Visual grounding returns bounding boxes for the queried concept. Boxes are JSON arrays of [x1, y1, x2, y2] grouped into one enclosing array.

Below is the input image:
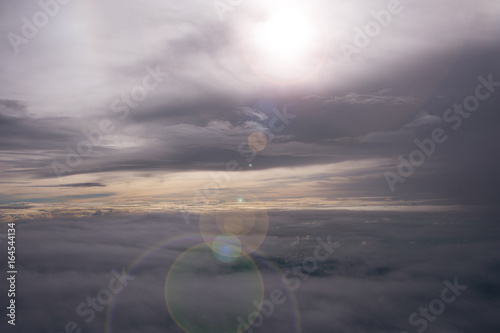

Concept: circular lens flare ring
[[212, 233, 242, 263], [248, 131, 268, 152], [105, 235, 302, 333], [201, 209, 269, 257], [199, 191, 270, 257], [165, 243, 264, 333]]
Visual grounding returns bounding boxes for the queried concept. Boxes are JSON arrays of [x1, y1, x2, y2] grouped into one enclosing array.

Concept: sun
[[252, 9, 316, 60], [243, 6, 328, 85]]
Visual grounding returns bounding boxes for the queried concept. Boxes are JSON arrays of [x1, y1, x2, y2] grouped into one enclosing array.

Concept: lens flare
[[165, 243, 264, 333], [199, 192, 269, 258], [211, 233, 242, 263], [248, 131, 268, 152]]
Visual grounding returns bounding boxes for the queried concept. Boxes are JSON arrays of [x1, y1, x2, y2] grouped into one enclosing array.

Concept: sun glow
[[244, 6, 328, 85], [252, 9, 316, 60]]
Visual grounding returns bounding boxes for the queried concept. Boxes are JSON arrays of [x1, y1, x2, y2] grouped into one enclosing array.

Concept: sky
[[1, 0, 500, 220], [1, 1, 500, 332]]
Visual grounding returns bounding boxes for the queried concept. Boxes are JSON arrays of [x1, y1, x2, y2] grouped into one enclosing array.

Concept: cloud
[[322, 92, 415, 107], [0, 205, 34, 210], [4, 210, 500, 333], [0, 99, 27, 114], [29, 183, 107, 188], [402, 112, 442, 129], [0, 0, 499, 208]]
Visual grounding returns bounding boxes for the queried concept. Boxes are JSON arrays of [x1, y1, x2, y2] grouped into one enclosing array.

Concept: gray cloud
[[27, 183, 106, 188], [0, 0, 499, 208], [2, 211, 499, 332]]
